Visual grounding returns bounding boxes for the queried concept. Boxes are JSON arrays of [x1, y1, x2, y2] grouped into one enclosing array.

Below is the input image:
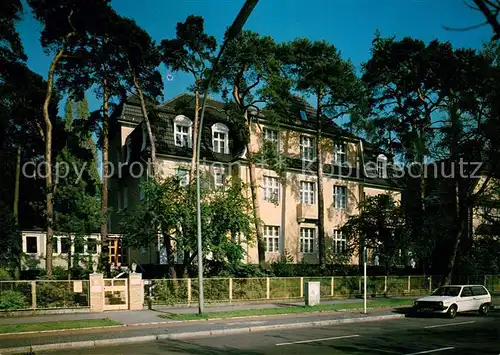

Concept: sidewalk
[[0, 297, 385, 325], [0, 308, 406, 353]]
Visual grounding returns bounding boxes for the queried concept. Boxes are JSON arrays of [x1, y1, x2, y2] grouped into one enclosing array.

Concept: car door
[[471, 286, 490, 309], [457, 287, 475, 312]]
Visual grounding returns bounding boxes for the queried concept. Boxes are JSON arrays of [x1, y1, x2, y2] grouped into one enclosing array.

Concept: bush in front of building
[[0, 290, 27, 310]]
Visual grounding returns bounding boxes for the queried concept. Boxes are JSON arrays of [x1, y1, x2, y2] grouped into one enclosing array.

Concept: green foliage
[[0, 203, 21, 269], [0, 290, 26, 310], [0, 268, 12, 281], [341, 194, 409, 275]]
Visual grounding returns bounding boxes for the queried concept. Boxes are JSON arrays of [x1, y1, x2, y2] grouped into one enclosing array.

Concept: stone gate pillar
[[128, 272, 143, 310], [89, 273, 104, 312]]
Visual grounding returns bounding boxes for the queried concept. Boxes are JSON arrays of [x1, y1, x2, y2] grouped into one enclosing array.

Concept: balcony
[[296, 204, 318, 221]]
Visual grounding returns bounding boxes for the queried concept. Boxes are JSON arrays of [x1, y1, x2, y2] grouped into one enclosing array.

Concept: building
[[108, 93, 402, 267]]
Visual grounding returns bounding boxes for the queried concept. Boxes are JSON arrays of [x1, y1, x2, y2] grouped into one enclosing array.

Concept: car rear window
[[472, 286, 488, 296]]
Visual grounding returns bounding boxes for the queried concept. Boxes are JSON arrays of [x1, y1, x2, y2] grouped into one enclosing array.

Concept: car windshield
[[431, 286, 461, 297]]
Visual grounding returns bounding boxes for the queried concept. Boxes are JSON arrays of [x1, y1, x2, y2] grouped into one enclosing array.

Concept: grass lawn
[[0, 318, 121, 334], [158, 298, 413, 321]]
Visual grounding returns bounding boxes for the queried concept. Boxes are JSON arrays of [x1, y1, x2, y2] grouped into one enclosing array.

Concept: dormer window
[[333, 142, 347, 166], [377, 154, 387, 178], [174, 115, 192, 148], [212, 123, 229, 154]]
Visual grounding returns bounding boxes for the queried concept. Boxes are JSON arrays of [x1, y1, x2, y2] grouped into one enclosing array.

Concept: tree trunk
[[316, 92, 326, 268], [13, 144, 21, 225], [43, 48, 66, 278], [132, 74, 157, 178], [100, 79, 109, 273], [190, 84, 200, 180], [247, 146, 265, 265]]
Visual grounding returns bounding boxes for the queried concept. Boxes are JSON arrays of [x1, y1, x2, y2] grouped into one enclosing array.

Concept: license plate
[[422, 308, 434, 312]]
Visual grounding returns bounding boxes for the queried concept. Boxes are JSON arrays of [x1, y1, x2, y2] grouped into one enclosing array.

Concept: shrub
[[0, 268, 12, 281], [0, 290, 26, 310]]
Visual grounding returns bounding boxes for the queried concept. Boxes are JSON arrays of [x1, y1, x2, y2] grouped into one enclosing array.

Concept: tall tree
[[27, 0, 111, 276], [217, 30, 287, 265], [161, 15, 217, 179], [281, 39, 366, 267]]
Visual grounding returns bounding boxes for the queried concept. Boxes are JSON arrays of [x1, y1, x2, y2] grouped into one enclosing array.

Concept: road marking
[[404, 347, 455, 355], [424, 321, 475, 329], [275, 334, 360, 346]]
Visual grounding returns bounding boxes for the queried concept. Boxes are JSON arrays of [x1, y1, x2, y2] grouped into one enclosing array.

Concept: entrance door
[[103, 278, 128, 310]]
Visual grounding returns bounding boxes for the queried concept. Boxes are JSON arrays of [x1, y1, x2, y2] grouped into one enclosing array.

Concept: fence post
[[330, 277, 334, 297], [484, 275, 487, 287], [187, 278, 192, 304], [31, 281, 37, 309], [229, 278, 233, 302], [429, 276, 432, 293], [384, 276, 388, 295], [408, 276, 411, 294], [266, 277, 270, 300], [300, 277, 304, 298]]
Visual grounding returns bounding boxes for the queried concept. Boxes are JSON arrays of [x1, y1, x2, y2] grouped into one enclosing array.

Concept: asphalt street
[[43, 310, 500, 355]]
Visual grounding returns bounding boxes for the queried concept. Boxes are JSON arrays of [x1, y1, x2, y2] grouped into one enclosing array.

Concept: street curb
[[0, 314, 404, 354]]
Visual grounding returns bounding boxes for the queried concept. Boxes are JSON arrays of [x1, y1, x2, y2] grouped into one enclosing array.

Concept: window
[[52, 237, 58, 254], [333, 185, 347, 209], [263, 128, 279, 151], [333, 229, 346, 254], [123, 186, 128, 209], [472, 286, 488, 296], [377, 154, 387, 178], [174, 115, 192, 148], [300, 227, 315, 253], [74, 238, 84, 254], [26, 236, 38, 254], [264, 225, 280, 253], [333, 142, 347, 165], [212, 123, 229, 154], [175, 168, 189, 187], [139, 175, 145, 200], [461, 287, 473, 297], [300, 181, 315, 204], [263, 176, 280, 202], [214, 168, 226, 187], [86, 238, 98, 254], [300, 135, 315, 162], [61, 237, 70, 254]]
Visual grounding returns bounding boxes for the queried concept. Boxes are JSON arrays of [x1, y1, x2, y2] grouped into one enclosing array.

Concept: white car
[[413, 284, 491, 318]]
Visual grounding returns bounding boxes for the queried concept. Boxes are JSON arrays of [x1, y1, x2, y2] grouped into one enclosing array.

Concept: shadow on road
[[156, 340, 264, 355], [391, 306, 500, 319]]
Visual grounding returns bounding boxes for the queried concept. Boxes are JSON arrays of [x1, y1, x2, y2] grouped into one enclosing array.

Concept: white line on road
[[424, 321, 476, 329], [404, 347, 455, 355], [275, 334, 360, 346]]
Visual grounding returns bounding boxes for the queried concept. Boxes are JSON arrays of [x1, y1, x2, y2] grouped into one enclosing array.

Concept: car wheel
[[479, 303, 489, 316], [447, 304, 458, 319]]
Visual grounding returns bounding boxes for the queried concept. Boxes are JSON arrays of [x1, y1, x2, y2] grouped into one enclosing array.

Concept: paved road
[[43, 311, 500, 355]]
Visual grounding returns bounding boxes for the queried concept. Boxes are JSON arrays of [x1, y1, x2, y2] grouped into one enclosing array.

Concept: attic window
[[212, 123, 229, 154], [299, 110, 308, 121], [377, 154, 387, 178], [173, 115, 193, 148]]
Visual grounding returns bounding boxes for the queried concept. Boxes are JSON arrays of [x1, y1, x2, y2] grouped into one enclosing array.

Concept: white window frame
[[300, 135, 315, 162], [174, 115, 193, 148], [59, 236, 71, 254], [263, 128, 279, 152], [24, 235, 38, 254], [333, 185, 347, 209], [85, 237, 99, 255], [175, 168, 189, 187], [264, 225, 280, 253], [212, 123, 229, 154], [377, 154, 387, 178], [300, 227, 315, 254], [300, 181, 316, 205], [263, 175, 280, 202], [333, 229, 346, 254], [333, 142, 347, 165], [214, 167, 226, 187]]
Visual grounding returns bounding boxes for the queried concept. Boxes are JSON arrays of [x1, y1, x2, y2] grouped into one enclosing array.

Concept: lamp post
[[195, 0, 259, 315]]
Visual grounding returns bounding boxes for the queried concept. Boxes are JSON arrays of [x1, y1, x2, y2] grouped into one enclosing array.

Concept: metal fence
[[0, 280, 90, 311], [144, 275, 500, 306]]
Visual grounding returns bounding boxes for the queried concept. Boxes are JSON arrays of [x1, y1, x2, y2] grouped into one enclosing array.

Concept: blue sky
[[17, 0, 493, 114]]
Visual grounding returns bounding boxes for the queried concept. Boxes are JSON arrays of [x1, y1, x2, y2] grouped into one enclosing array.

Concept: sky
[[17, 0, 494, 117]]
